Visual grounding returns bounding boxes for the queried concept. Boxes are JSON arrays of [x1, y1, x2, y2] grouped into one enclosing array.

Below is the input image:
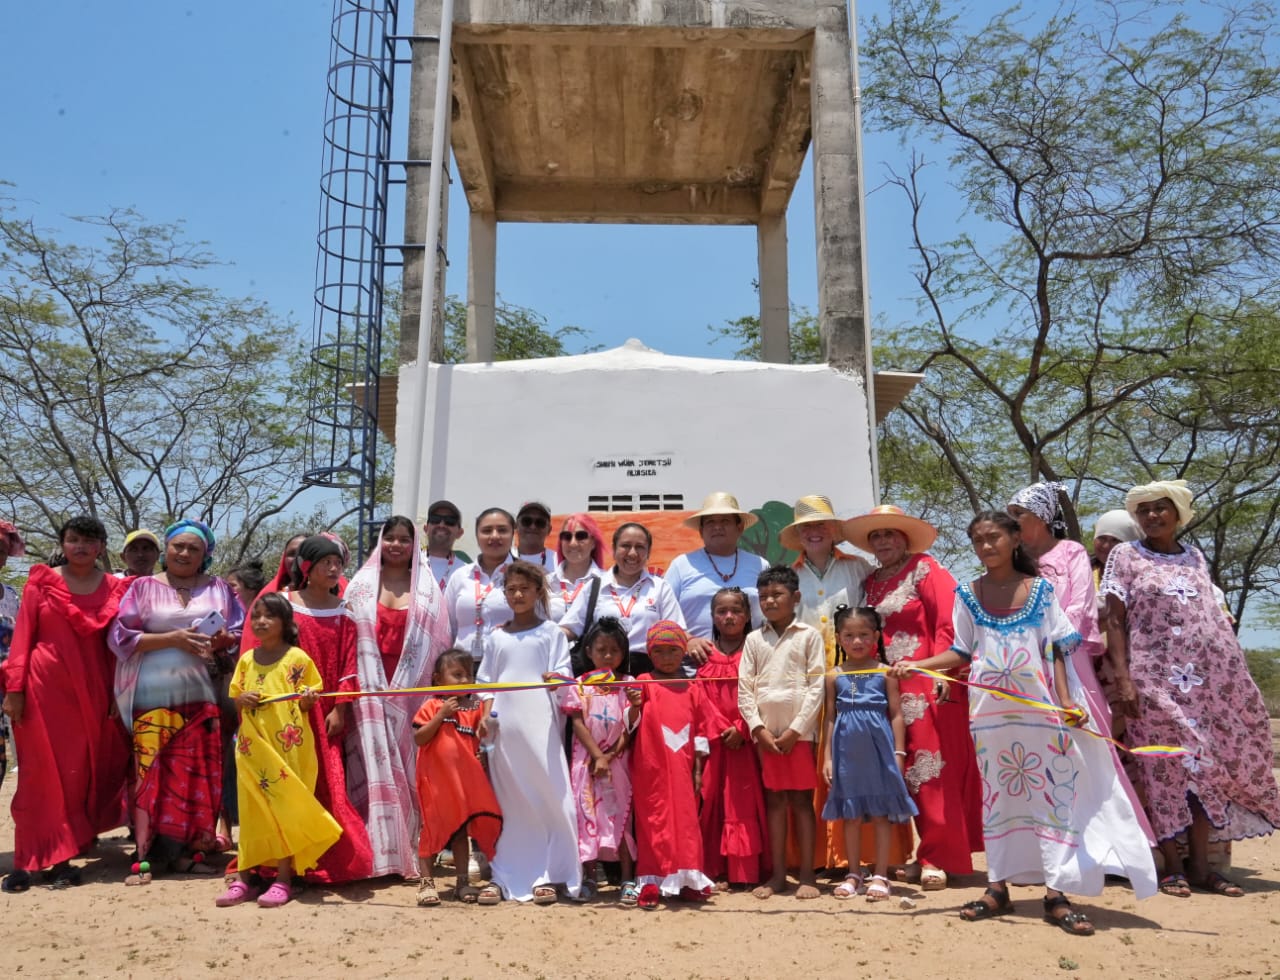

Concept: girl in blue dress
[[822, 605, 917, 902]]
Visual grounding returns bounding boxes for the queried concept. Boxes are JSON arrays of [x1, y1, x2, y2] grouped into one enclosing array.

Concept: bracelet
[[894, 750, 907, 757]]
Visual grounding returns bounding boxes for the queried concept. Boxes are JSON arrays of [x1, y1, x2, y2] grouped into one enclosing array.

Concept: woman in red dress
[[3, 516, 130, 891], [283, 534, 373, 883], [845, 505, 983, 890]]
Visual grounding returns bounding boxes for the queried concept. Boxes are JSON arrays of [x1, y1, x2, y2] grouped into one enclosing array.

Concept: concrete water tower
[[385, 1, 910, 525]]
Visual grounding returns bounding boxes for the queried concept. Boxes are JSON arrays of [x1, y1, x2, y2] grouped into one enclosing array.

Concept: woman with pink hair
[[546, 513, 605, 623]]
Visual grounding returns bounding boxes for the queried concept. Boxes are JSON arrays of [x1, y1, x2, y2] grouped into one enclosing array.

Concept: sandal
[[456, 884, 480, 904], [213, 834, 234, 853], [257, 881, 293, 908], [1, 870, 31, 893], [834, 873, 864, 899], [637, 883, 661, 910], [215, 880, 259, 907], [170, 856, 217, 876], [619, 880, 640, 907], [960, 886, 1013, 921], [532, 884, 558, 905], [1043, 894, 1094, 936], [920, 866, 948, 891], [570, 879, 594, 903], [865, 875, 892, 902], [48, 866, 82, 890], [417, 876, 441, 907], [124, 861, 153, 887], [477, 884, 503, 905], [1192, 871, 1244, 897], [1159, 873, 1191, 898]]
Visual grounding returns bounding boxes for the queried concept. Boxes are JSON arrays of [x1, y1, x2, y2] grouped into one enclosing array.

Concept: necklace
[[875, 555, 910, 581], [432, 552, 455, 590], [704, 548, 739, 583]]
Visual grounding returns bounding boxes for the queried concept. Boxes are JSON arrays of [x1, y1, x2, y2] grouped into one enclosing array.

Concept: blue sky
[[1, 0, 930, 356]]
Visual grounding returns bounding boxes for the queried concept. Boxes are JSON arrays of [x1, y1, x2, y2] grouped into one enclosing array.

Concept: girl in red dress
[[412, 649, 502, 907], [696, 587, 768, 889], [628, 620, 714, 910]]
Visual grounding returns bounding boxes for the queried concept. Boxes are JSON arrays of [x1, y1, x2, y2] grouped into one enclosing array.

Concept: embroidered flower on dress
[[1167, 662, 1205, 694], [899, 692, 928, 726], [1162, 574, 1199, 606], [288, 663, 306, 687], [996, 741, 1046, 799], [884, 632, 921, 665], [1182, 745, 1212, 774], [904, 748, 944, 792], [236, 733, 252, 755], [275, 723, 304, 751]]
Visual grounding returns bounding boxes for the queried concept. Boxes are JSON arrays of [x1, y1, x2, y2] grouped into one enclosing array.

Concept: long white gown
[[478, 619, 582, 901]]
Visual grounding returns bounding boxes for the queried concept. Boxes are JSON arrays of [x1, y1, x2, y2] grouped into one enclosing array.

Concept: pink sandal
[[257, 881, 293, 908], [215, 880, 259, 907]]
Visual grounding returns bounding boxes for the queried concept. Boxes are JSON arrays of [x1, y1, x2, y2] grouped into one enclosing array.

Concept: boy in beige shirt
[[737, 565, 825, 899]]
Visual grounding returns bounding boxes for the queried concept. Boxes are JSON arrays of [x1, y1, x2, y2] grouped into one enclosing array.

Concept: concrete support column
[[466, 211, 497, 361], [810, 13, 868, 377], [400, 0, 451, 364], [757, 213, 791, 363]]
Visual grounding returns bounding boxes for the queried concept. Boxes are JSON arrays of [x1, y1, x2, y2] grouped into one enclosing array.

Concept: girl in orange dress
[[412, 649, 502, 906]]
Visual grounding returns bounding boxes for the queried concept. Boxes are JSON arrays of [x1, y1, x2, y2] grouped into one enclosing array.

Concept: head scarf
[[292, 534, 344, 588], [646, 619, 689, 654], [1007, 481, 1067, 534], [1093, 509, 1140, 543], [321, 530, 350, 566], [0, 520, 26, 557], [1125, 479, 1195, 528], [163, 518, 216, 572]]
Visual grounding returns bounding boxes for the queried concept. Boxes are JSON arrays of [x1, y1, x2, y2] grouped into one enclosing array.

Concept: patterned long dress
[[230, 647, 342, 873], [1101, 541, 1280, 842], [863, 554, 982, 874], [559, 673, 635, 864], [952, 580, 1157, 896]]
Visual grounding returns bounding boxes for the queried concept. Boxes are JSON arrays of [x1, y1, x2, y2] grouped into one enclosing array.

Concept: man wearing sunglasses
[[424, 500, 466, 591], [512, 500, 557, 569]]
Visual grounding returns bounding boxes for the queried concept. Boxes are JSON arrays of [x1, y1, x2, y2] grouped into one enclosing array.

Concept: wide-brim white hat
[[843, 504, 937, 554], [682, 491, 759, 531], [779, 495, 847, 551]]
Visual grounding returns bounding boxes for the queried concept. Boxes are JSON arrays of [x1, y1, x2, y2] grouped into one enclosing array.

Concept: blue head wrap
[[163, 518, 216, 573]]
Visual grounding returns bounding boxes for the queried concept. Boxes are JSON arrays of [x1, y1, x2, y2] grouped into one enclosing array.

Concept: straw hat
[[682, 491, 759, 531], [843, 504, 938, 554], [779, 495, 847, 551]]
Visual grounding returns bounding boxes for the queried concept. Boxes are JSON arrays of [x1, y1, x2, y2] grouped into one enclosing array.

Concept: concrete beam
[[400, 0, 452, 365], [810, 13, 867, 376], [466, 211, 497, 361], [493, 179, 760, 224], [457, 1, 822, 31], [757, 213, 791, 363], [758, 51, 811, 216], [451, 45, 497, 212], [455, 25, 812, 49]]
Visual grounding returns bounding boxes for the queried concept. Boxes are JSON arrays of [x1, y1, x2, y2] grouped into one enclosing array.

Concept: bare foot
[[753, 878, 788, 900], [795, 882, 820, 900]]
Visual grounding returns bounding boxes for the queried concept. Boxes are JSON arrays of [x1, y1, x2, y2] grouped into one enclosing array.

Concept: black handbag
[[567, 575, 602, 676]]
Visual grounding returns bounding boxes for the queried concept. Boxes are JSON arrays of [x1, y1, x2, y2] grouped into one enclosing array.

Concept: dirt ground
[[2, 768, 1279, 980]]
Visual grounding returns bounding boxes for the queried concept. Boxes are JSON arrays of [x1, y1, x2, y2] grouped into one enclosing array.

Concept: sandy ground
[[2, 766, 1279, 980]]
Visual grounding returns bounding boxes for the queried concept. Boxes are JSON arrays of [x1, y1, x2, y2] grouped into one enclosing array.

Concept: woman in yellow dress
[[216, 593, 342, 908]]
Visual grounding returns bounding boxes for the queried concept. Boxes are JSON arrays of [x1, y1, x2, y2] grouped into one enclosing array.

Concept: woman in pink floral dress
[[1103, 480, 1280, 898]]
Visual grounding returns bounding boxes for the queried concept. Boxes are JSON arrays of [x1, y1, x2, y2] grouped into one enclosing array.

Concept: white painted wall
[[392, 339, 877, 540]]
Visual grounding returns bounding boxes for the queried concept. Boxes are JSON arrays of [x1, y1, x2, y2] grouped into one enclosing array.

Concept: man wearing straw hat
[[665, 492, 770, 664]]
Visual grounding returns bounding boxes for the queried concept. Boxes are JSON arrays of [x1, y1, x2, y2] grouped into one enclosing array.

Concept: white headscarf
[[1008, 481, 1067, 533], [1093, 509, 1140, 543], [1124, 479, 1195, 528]]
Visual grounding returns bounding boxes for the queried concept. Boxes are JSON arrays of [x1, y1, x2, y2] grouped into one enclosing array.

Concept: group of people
[[0, 480, 1277, 934]]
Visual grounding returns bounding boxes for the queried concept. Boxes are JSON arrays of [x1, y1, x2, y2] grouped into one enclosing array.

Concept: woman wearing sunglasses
[[546, 514, 606, 622]]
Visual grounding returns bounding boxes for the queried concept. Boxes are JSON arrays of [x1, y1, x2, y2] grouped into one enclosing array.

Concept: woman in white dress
[[476, 561, 581, 904]]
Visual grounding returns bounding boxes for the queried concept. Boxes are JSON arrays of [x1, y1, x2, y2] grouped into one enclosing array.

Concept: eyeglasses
[[426, 514, 460, 527], [559, 529, 590, 543], [519, 515, 549, 530]]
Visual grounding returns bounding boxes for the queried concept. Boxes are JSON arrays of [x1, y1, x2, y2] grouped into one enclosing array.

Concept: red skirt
[[758, 740, 816, 791]]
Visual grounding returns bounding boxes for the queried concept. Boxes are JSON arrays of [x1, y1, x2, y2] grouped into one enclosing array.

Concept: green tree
[[0, 201, 314, 567], [862, 0, 1280, 623], [707, 307, 823, 364]]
